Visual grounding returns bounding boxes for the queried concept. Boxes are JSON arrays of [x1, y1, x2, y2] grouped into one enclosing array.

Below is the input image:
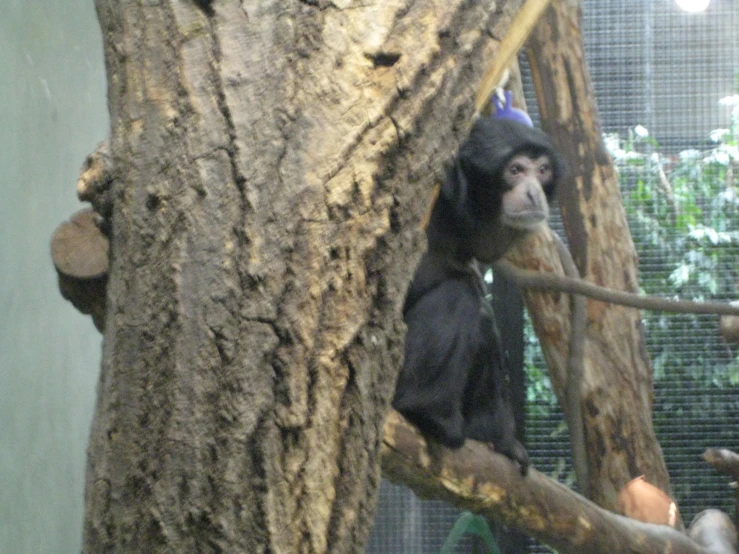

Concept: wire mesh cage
[[368, 1, 739, 552]]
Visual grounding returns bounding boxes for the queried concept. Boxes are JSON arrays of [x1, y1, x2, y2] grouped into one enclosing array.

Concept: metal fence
[[368, 1, 739, 552]]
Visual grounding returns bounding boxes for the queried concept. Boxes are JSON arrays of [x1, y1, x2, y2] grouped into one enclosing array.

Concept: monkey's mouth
[[504, 210, 548, 229]]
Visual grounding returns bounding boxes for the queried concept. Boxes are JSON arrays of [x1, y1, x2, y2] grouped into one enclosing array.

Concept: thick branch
[[704, 449, 739, 483], [381, 410, 738, 554], [50, 209, 108, 332], [51, 209, 108, 280], [703, 449, 739, 529]]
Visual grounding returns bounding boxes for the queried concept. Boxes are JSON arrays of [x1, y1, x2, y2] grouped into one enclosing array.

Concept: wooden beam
[[474, 0, 554, 113]]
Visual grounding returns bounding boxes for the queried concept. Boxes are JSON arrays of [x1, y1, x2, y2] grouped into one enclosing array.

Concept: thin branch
[[551, 231, 589, 498], [494, 261, 739, 316]]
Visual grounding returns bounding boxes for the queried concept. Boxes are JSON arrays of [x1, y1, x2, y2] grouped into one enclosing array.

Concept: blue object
[[492, 90, 534, 128]]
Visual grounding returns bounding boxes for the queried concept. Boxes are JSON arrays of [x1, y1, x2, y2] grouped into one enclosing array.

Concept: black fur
[[193, 0, 215, 16], [393, 117, 565, 475]]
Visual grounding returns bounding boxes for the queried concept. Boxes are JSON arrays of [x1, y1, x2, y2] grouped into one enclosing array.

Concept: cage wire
[[367, 1, 739, 552]]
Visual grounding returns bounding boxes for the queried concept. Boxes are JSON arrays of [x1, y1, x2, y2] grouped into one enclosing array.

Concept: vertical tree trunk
[[524, 1, 672, 509], [83, 1, 524, 551]]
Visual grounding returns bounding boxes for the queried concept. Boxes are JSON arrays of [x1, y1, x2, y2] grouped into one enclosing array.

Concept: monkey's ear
[[439, 161, 474, 233]]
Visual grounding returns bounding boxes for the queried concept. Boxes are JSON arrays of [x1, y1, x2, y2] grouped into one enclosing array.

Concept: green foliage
[[516, 86, 739, 534], [608, 96, 739, 393], [524, 312, 559, 411], [438, 512, 501, 554], [524, 93, 739, 421]]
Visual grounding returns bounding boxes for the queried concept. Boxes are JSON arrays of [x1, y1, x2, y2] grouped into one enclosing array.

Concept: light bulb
[[675, 0, 710, 12]]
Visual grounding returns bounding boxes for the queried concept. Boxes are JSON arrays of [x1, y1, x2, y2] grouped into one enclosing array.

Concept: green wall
[[0, 2, 108, 552]]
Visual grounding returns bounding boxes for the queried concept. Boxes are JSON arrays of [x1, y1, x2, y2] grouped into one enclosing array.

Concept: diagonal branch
[[381, 410, 738, 554]]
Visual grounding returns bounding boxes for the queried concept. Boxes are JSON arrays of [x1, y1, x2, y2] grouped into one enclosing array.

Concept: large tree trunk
[[524, 2, 672, 508], [83, 1, 524, 551]]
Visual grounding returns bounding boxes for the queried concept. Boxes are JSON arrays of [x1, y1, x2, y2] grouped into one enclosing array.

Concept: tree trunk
[[523, 1, 672, 509], [84, 1, 524, 551]]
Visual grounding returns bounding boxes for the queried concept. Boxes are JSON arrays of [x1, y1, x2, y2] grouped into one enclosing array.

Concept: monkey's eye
[[539, 163, 551, 174], [508, 164, 524, 175]]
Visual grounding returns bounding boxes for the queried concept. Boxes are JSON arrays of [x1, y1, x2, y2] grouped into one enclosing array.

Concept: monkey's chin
[[503, 212, 548, 231]]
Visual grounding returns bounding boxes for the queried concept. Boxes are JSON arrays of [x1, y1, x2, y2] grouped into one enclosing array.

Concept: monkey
[[393, 116, 566, 475]]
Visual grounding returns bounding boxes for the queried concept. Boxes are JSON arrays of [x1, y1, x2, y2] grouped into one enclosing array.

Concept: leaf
[[668, 263, 691, 288], [439, 512, 501, 554]]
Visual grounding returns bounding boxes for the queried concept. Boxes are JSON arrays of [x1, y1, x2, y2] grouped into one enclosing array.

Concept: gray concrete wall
[[0, 2, 107, 552]]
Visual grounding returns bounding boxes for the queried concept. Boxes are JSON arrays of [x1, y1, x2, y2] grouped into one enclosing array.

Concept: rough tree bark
[[83, 1, 526, 552]]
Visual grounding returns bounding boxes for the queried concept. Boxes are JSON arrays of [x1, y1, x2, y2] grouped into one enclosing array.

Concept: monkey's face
[[499, 153, 552, 231], [466, 152, 554, 263], [449, 118, 563, 263]]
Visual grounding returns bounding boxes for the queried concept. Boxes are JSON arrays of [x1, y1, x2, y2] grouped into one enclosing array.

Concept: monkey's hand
[[488, 439, 529, 476]]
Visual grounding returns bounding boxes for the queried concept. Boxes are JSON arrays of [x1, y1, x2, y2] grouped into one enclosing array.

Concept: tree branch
[[551, 231, 589, 498], [381, 410, 738, 554], [494, 260, 739, 317]]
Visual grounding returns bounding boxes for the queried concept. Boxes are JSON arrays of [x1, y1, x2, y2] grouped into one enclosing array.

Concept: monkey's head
[[439, 117, 566, 263]]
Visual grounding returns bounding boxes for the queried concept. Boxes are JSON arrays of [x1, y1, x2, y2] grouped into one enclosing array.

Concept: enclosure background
[[369, 1, 739, 552], [0, 1, 737, 554]]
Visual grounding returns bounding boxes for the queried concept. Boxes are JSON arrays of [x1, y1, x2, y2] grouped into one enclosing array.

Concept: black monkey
[[393, 117, 565, 475]]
